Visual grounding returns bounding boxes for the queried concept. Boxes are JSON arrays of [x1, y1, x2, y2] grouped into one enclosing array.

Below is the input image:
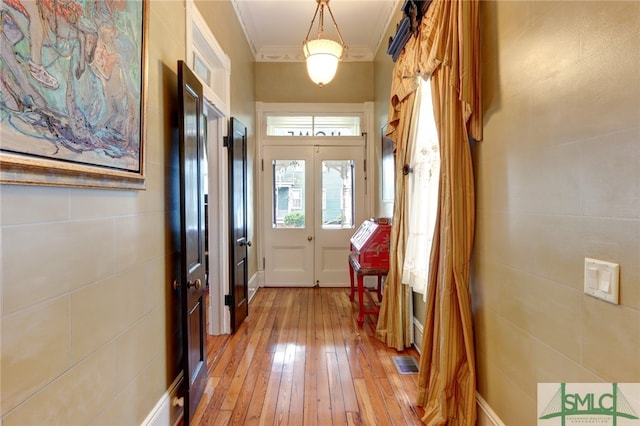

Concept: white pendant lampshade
[[303, 39, 343, 87], [302, 0, 347, 87]]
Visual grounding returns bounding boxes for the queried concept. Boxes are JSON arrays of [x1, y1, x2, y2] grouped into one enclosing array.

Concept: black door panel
[[177, 60, 207, 425], [228, 117, 249, 332]]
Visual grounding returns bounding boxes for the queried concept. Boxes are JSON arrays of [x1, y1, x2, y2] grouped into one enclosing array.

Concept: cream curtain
[[377, 0, 482, 423], [401, 80, 440, 301]]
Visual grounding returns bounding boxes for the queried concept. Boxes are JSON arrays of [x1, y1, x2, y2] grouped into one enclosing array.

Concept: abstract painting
[[0, 0, 147, 189]]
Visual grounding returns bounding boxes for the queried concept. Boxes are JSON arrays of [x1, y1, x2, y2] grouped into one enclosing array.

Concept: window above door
[[266, 115, 361, 137]]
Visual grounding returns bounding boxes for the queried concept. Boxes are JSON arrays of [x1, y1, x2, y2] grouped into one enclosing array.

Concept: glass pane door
[[314, 146, 365, 286], [263, 146, 314, 286], [263, 143, 365, 287], [321, 160, 355, 229], [272, 159, 306, 229]]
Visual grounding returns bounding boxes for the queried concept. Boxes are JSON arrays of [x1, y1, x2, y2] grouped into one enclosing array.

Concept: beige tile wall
[[474, 1, 640, 424], [1, 1, 259, 423], [0, 2, 186, 424]]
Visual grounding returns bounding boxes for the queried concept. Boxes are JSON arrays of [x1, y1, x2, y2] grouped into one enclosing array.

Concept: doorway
[[262, 142, 366, 287], [203, 102, 230, 335], [186, 0, 232, 335]]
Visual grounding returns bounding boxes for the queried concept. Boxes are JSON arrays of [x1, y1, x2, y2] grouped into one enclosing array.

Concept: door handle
[[307, 236, 313, 241], [172, 278, 201, 290], [247, 240, 252, 247], [187, 279, 201, 290]]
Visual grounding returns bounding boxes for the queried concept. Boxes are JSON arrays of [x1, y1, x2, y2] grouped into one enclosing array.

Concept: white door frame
[[186, 0, 231, 335], [256, 102, 375, 288]]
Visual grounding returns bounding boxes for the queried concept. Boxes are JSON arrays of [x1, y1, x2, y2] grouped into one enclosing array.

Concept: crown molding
[[255, 45, 374, 63]]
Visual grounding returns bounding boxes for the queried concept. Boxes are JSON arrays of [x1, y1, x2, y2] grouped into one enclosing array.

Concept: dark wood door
[[227, 117, 249, 332], [177, 60, 207, 425]]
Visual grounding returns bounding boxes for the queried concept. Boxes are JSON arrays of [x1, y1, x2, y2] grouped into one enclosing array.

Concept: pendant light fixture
[[302, 0, 347, 87]]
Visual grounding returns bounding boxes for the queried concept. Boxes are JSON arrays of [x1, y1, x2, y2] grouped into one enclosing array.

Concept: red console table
[[348, 219, 391, 326], [348, 254, 388, 326]]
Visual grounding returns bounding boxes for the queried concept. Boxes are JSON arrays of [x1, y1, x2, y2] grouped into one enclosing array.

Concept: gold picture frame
[[0, 1, 148, 189]]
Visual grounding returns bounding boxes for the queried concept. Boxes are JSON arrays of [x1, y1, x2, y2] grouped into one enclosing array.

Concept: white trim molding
[[186, 0, 231, 117], [412, 316, 424, 354], [476, 393, 506, 426], [140, 373, 183, 426], [255, 45, 374, 62], [248, 272, 259, 303]]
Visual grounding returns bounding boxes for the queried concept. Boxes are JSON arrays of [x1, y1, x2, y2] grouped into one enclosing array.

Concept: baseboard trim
[[476, 392, 505, 426], [248, 272, 259, 303], [412, 316, 424, 354], [141, 373, 183, 426]]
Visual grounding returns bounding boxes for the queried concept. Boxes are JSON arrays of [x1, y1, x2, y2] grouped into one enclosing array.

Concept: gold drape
[[377, 0, 482, 423], [375, 43, 420, 350]]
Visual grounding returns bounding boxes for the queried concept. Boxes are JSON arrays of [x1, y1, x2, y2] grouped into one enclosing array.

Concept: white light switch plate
[[584, 257, 619, 304]]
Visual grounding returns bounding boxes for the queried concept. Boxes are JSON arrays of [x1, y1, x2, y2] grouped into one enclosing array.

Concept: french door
[[263, 143, 366, 287]]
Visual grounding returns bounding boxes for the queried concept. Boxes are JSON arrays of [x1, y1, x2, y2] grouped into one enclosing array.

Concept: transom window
[[266, 115, 361, 137]]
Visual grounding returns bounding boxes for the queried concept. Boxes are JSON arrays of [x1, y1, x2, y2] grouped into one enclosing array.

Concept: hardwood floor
[[192, 287, 424, 425]]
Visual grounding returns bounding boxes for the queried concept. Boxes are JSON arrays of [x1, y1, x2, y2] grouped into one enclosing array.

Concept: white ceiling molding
[[231, 0, 401, 63], [255, 45, 373, 62]]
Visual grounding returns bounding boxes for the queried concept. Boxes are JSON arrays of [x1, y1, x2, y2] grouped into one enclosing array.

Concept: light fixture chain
[[304, 2, 322, 42], [318, 3, 325, 39], [325, 2, 346, 47]]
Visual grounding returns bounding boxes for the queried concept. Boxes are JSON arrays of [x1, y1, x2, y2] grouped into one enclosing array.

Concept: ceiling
[[231, 0, 400, 62]]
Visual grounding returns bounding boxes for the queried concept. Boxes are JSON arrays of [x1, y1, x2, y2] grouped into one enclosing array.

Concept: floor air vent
[[392, 356, 419, 374]]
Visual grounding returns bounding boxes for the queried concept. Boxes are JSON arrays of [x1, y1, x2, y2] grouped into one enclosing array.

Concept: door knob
[[247, 240, 252, 247], [307, 236, 313, 241], [173, 279, 202, 290]]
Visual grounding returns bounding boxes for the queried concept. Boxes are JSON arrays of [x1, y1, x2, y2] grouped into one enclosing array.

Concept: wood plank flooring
[[192, 287, 424, 425]]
